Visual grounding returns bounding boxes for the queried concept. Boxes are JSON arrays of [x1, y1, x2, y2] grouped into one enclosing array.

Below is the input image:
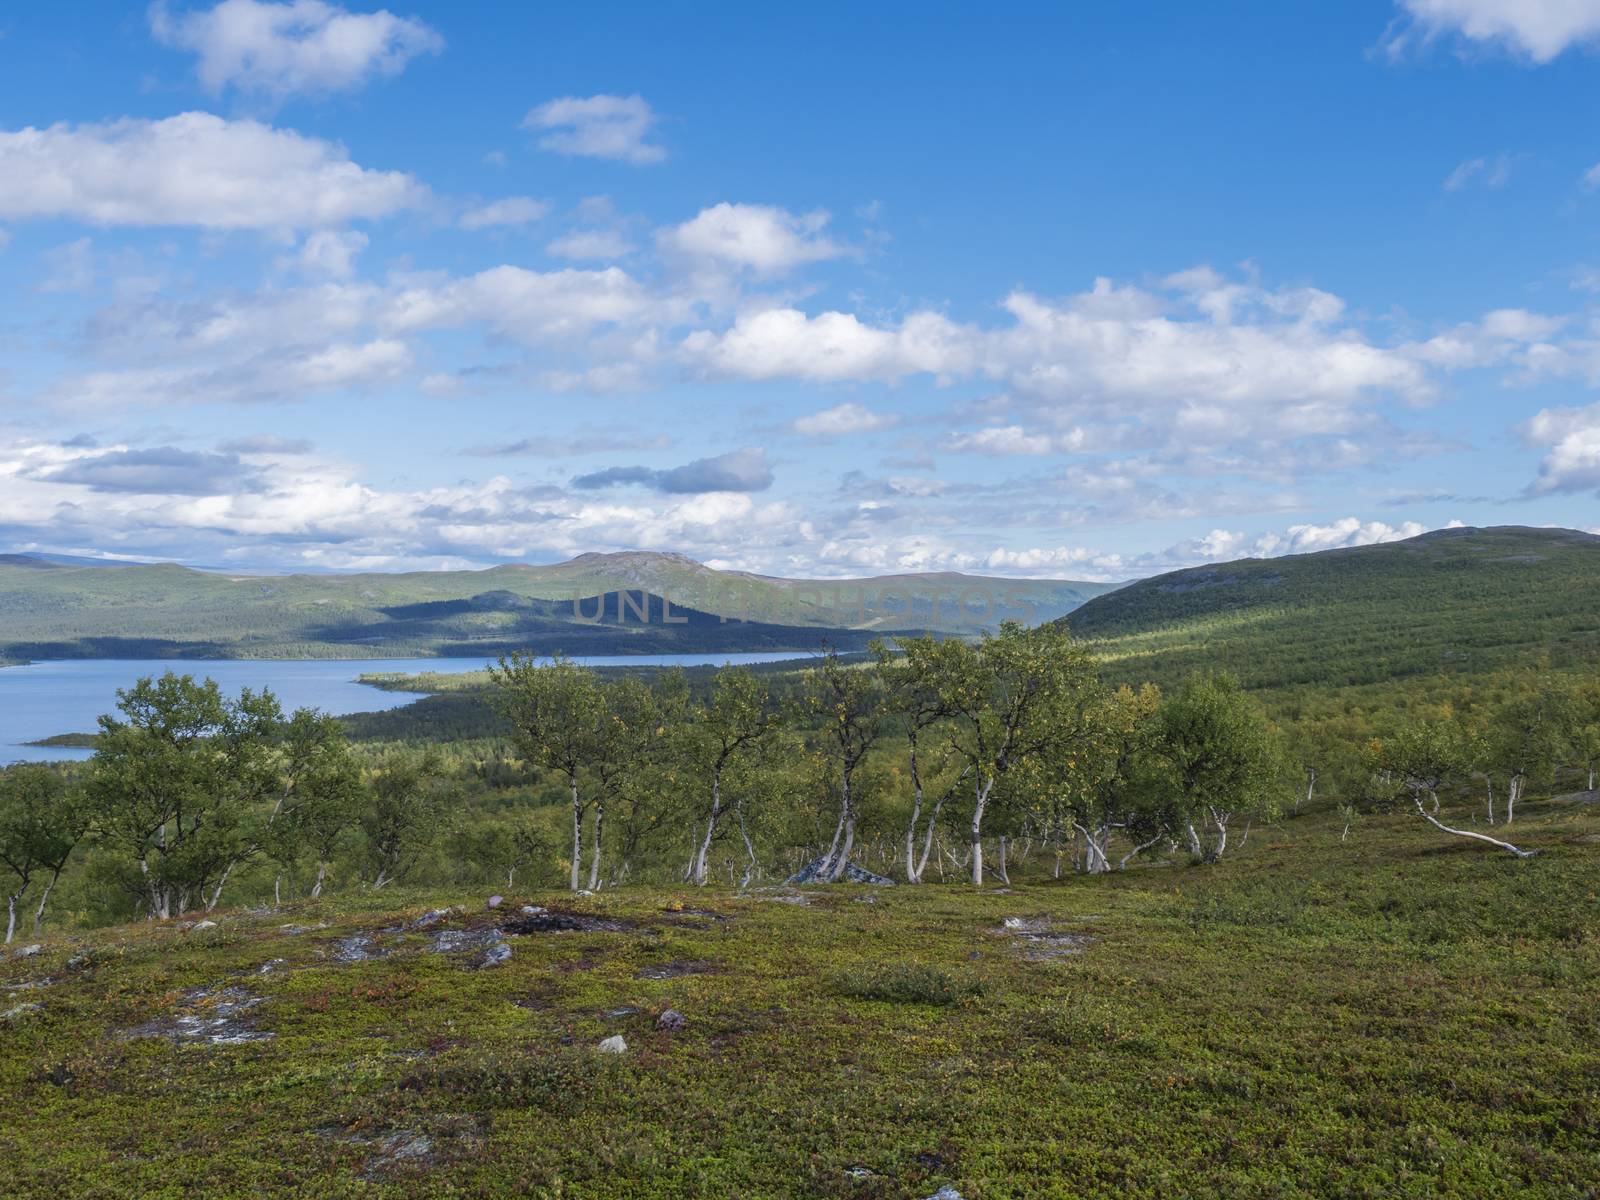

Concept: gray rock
[[3, 1002, 43, 1022], [786, 856, 896, 886], [191, 919, 218, 931], [923, 1189, 964, 1200], [407, 908, 452, 930], [520, 904, 545, 915], [333, 934, 386, 963], [656, 1008, 687, 1032], [476, 941, 512, 969], [15, 944, 42, 958], [597, 1034, 627, 1054]]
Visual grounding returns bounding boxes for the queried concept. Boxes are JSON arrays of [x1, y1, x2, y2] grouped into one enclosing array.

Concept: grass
[[2, 795, 1597, 1198]]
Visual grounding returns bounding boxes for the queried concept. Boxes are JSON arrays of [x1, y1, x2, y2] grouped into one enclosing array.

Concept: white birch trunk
[[1414, 795, 1533, 857]]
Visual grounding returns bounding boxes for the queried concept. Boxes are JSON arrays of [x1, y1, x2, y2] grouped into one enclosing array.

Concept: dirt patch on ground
[[502, 910, 636, 935]]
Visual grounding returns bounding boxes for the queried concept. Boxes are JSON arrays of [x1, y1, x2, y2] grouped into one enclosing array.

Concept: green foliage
[[830, 961, 986, 1005], [0, 764, 88, 939], [84, 673, 284, 918], [361, 749, 451, 889]]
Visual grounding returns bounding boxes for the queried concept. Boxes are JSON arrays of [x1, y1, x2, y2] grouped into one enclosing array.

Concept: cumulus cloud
[[1385, 0, 1600, 63], [1522, 403, 1600, 493], [684, 308, 971, 383], [459, 196, 549, 230], [791, 403, 899, 438], [150, 0, 442, 98], [523, 94, 664, 165], [572, 448, 773, 494], [660, 203, 841, 273], [684, 269, 1428, 456], [0, 113, 425, 230]]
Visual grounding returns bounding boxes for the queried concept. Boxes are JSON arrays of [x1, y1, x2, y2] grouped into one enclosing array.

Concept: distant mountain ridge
[[0, 549, 1119, 663]]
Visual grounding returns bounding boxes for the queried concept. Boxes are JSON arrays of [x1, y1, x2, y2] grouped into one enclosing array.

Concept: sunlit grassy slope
[[2, 795, 1596, 1198]]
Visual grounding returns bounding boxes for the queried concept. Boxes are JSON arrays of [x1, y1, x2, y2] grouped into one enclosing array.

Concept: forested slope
[[1067, 526, 1600, 692]]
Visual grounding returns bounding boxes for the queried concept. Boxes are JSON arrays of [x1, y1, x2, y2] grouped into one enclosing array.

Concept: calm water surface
[[0, 653, 808, 764]]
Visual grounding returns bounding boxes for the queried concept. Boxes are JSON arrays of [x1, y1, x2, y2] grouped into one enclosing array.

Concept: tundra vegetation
[[1, 602, 1598, 1194]]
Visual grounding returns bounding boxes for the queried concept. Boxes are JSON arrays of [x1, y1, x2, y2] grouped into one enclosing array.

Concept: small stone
[[923, 1188, 964, 1200], [476, 942, 512, 968], [3, 1002, 43, 1022], [191, 920, 217, 931], [596, 1034, 627, 1054], [15, 944, 42, 958], [520, 905, 545, 915], [656, 1008, 687, 1032], [487, 895, 504, 909]]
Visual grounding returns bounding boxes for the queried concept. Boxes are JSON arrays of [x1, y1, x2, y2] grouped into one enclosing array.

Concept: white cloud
[[0, 113, 425, 231], [0, 434, 812, 572], [546, 228, 636, 260], [684, 308, 972, 382], [1522, 402, 1600, 493], [381, 265, 663, 342], [295, 229, 367, 278], [150, 0, 442, 98], [684, 270, 1428, 456], [791, 403, 899, 438], [459, 196, 550, 230], [660, 203, 841, 273], [522, 94, 664, 165], [1388, 0, 1600, 63], [943, 425, 1085, 456]]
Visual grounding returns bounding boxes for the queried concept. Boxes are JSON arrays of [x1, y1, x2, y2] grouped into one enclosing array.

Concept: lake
[[0, 653, 811, 764]]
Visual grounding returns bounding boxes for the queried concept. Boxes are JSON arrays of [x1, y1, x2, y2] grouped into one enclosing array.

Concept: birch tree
[[85, 673, 282, 919], [1157, 672, 1280, 863], [0, 765, 88, 941], [875, 637, 967, 883], [1491, 687, 1579, 823], [805, 649, 886, 882], [934, 623, 1097, 886], [682, 668, 776, 886], [491, 655, 606, 891], [267, 709, 364, 900], [1373, 718, 1533, 857], [362, 750, 449, 888]]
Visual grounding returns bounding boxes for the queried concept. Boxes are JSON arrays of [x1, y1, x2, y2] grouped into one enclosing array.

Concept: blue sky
[[4, 0, 1600, 578]]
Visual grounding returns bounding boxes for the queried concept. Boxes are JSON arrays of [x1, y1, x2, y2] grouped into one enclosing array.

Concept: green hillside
[[0, 552, 1115, 663], [1067, 526, 1600, 692]]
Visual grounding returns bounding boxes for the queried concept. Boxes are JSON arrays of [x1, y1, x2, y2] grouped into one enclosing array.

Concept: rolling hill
[[0, 551, 1117, 663], [1065, 525, 1600, 693]]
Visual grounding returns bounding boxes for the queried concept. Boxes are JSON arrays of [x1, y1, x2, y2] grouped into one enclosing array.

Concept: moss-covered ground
[[3, 797, 1598, 1199]]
